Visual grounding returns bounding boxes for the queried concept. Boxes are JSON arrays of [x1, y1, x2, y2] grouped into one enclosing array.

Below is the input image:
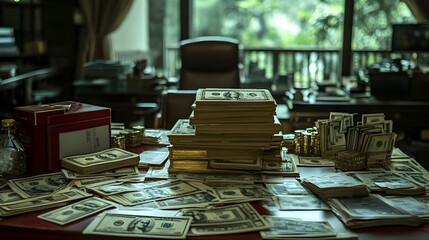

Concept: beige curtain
[[79, 0, 133, 62], [403, 0, 429, 23]]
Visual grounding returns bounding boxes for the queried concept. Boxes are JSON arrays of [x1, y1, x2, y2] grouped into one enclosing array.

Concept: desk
[[0, 145, 428, 240]]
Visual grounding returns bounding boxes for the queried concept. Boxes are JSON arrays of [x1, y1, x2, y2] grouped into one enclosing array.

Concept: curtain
[[403, 0, 429, 23], [79, 0, 133, 63]]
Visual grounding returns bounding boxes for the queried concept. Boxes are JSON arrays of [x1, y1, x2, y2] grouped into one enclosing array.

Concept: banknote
[[38, 197, 115, 225], [179, 203, 269, 235], [0, 190, 91, 217], [61, 148, 140, 174], [362, 113, 385, 125], [0, 190, 23, 203], [87, 182, 150, 196], [107, 180, 204, 206], [155, 192, 218, 209], [260, 216, 337, 238], [196, 88, 275, 103], [275, 195, 330, 210], [266, 179, 311, 195], [212, 185, 272, 203], [83, 211, 192, 239], [7, 172, 70, 198], [139, 150, 169, 166], [61, 166, 139, 179]]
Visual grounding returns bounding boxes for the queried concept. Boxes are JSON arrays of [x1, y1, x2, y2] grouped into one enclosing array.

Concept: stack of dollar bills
[[315, 112, 397, 166], [168, 88, 286, 173], [61, 148, 140, 175], [300, 173, 369, 199], [327, 194, 423, 228]]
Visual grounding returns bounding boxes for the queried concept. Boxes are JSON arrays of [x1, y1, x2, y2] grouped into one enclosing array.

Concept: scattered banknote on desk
[[7, 172, 70, 198], [61, 166, 139, 179], [38, 197, 115, 225], [385, 196, 429, 222], [83, 210, 192, 239], [104, 180, 204, 206], [266, 179, 311, 196], [0, 189, 91, 217], [178, 202, 269, 235], [155, 192, 218, 209], [61, 148, 140, 175], [0, 190, 23, 204]]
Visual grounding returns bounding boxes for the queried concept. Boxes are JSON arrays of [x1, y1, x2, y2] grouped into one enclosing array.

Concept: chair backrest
[[179, 36, 241, 90], [159, 89, 197, 129]]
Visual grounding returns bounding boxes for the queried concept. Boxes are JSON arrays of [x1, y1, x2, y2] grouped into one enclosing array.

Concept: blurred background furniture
[[157, 89, 197, 129], [179, 36, 241, 90]]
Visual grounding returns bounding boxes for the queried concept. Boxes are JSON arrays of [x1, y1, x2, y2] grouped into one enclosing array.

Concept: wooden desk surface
[[1, 145, 428, 240]]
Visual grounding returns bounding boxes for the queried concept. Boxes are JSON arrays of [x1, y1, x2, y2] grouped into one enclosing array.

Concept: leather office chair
[[157, 89, 197, 129], [179, 36, 241, 90]]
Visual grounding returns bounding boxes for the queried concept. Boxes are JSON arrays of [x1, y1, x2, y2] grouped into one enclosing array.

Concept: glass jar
[[0, 119, 27, 179]]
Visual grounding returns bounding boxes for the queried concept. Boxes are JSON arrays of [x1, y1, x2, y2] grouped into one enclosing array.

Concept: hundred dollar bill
[[146, 160, 171, 180], [260, 216, 337, 238], [107, 180, 204, 206], [195, 88, 276, 106], [88, 182, 156, 196], [212, 185, 272, 203], [179, 202, 269, 235], [275, 195, 330, 210], [83, 211, 192, 239], [0, 189, 91, 217], [38, 197, 115, 225], [0, 190, 23, 203], [362, 113, 385, 125], [61, 166, 139, 179], [266, 179, 311, 196], [7, 172, 70, 198], [61, 148, 140, 175], [155, 192, 218, 209], [139, 150, 169, 166]]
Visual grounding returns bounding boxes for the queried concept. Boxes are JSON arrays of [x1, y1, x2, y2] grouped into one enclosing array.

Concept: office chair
[[179, 36, 241, 90], [157, 89, 197, 129]]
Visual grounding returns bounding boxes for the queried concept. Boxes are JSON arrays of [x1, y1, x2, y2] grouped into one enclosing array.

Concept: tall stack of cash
[[168, 88, 287, 173]]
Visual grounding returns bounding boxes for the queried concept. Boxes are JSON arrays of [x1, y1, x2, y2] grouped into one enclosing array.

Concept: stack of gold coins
[[294, 130, 304, 154], [120, 129, 141, 148], [311, 131, 320, 156], [302, 132, 312, 156], [111, 134, 126, 149], [132, 125, 145, 144]]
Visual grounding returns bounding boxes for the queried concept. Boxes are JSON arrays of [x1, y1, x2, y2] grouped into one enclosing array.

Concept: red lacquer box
[[14, 101, 111, 173]]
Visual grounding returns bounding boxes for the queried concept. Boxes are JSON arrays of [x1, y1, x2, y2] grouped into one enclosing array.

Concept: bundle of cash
[[0, 189, 91, 217], [178, 202, 269, 235], [300, 173, 369, 199], [260, 216, 338, 239], [167, 89, 287, 173], [61, 148, 140, 175], [327, 194, 423, 228], [344, 171, 426, 195], [38, 197, 115, 225]]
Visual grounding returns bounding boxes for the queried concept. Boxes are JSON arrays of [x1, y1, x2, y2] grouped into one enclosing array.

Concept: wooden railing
[[165, 46, 424, 91]]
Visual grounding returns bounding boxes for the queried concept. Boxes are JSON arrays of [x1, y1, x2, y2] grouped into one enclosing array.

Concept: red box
[[14, 101, 111, 173]]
